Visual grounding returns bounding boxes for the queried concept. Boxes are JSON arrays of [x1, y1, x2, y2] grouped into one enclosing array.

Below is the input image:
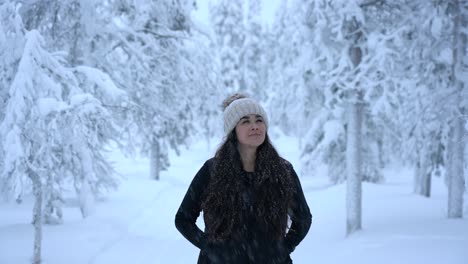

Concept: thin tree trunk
[[445, 128, 454, 187], [418, 143, 431, 197], [448, 116, 465, 218], [447, 0, 466, 218], [346, 16, 363, 236], [69, 1, 80, 66], [413, 95, 431, 197], [413, 153, 421, 194], [377, 137, 385, 169], [29, 169, 42, 264], [420, 162, 431, 197], [346, 100, 363, 235], [150, 139, 161, 180]]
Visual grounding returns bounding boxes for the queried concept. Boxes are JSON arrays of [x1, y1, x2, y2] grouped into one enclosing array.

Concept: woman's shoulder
[[279, 157, 293, 168], [204, 157, 217, 168], [201, 157, 218, 174], [278, 158, 300, 178], [192, 158, 216, 184]]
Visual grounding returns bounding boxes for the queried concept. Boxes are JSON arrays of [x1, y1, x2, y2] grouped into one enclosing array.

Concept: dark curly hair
[[201, 96, 296, 241]]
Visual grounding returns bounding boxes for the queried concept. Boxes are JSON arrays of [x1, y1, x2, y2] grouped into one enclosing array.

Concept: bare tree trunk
[[346, 16, 363, 236], [445, 128, 454, 187], [413, 147, 422, 194], [150, 139, 161, 180], [29, 169, 42, 264], [420, 161, 431, 197], [377, 137, 385, 169], [69, 1, 81, 66], [413, 95, 431, 197], [418, 142, 431, 197], [448, 117, 465, 218], [447, 0, 466, 218], [346, 99, 363, 235]]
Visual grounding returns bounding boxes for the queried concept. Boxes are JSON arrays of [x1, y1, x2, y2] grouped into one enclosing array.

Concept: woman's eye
[[256, 119, 263, 123]]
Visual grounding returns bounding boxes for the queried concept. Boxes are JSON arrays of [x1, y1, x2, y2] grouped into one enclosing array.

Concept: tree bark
[[346, 100, 363, 235], [418, 142, 431, 197], [345, 15, 364, 236], [448, 117, 465, 218], [413, 159, 421, 194], [29, 169, 42, 264], [447, 0, 466, 218], [445, 128, 454, 188], [150, 139, 161, 180], [377, 137, 385, 169]]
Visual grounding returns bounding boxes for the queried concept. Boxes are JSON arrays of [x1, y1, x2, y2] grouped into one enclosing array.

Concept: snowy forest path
[[87, 179, 182, 264]]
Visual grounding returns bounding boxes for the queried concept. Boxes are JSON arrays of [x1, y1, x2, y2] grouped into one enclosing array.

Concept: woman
[[175, 94, 312, 264]]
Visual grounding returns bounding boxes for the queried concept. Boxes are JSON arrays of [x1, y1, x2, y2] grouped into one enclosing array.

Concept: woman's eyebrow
[[240, 115, 262, 121]]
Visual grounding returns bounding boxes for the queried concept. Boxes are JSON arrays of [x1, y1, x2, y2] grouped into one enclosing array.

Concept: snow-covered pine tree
[[298, 0, 349, 181], [20, 0, 132, 145], [19, 0, 85, 65], [301, 114, 346, 182], [86, 0, 214, 180], [210, 0, 245, 93], [0, 29, 71, 264], [67, 67, 126, 217], [2, 22, 125, 215], [296, 0, 412, 235], [258, 24, 275, 106], [4, 0, 127, 218], [343, 0, 415, 234], [267, 0, 307, 136], [0, 1, 26, 202], [1, 25, 126, 258], [18, 0, 132, 152], [182, 38, 223, 147], [395, 0, 467, 201], [244, 0, 265, 100], [297, 0, 400, 188], [409, 1, 451, 197]]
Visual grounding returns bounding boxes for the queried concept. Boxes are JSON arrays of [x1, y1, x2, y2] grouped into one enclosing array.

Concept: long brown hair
[[201, 130, 296, 241]]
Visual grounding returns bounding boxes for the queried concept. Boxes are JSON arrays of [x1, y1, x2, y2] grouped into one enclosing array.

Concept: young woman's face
[[235, 114, 266, 149]]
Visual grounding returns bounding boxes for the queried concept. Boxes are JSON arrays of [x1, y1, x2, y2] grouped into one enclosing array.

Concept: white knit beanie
[[223, 98, 269, 134]]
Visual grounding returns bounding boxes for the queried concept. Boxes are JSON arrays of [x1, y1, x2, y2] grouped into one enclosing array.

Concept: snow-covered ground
[[1, 135, 467, 264]]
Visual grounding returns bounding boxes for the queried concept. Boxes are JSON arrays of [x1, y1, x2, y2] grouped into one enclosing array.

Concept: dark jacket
[[175, 158, 312, 264]]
